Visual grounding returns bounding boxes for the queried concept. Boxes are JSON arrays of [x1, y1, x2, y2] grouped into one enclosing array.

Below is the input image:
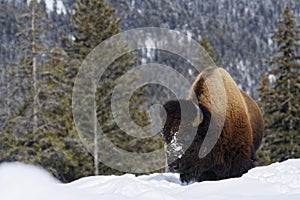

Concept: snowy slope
[[1, 160, 300, 200]]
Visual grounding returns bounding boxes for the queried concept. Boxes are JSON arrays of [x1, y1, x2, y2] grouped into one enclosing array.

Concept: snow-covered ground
[[1, 159, 300, 200]]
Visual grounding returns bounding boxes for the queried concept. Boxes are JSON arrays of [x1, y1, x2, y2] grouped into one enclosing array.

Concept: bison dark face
[[160, 100, 213, 180]]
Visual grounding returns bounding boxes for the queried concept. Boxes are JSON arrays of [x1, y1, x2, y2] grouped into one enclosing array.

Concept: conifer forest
[[0, 0, 299, 182]]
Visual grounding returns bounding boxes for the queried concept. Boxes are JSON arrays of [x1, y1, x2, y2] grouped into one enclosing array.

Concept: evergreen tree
[[65, 0, 163, 175], [200, 36, 218, 64], [189, 35, 219, 78], [258, 5, 300, 164], [0, 1, 94, 182], [1, 45, 95, 182], [9, 0, 49, 134], [35, 45, 94, 181]]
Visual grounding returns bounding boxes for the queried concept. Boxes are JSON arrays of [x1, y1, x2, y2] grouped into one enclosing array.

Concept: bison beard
[[161, 67, 264, 183]]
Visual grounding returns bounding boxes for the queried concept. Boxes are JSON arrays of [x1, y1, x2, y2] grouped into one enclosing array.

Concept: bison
[[160, 67, 264, 183]]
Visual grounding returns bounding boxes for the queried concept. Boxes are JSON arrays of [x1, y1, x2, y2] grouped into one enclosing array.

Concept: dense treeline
[[257, 5, 300, 165], [0, 0, 163, 182], [0, 0, 299, 182]]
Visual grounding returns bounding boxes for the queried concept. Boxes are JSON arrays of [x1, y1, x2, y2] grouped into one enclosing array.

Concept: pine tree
[[258, 5, 300, 164], [1, 0, 49, 164], [0, 2, 17, 130], [65, 0, 163, 175], [0, 1, 95, 182], [200, 36, 218, 64], [8, 0, 49, 134], [32, 45, 94, 182], [188, 35, 219, 78]]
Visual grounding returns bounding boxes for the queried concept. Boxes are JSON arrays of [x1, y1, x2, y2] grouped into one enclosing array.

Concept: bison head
[[160, 99, 218, 182]]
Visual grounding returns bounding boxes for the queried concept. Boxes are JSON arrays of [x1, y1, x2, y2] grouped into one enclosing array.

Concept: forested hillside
[[1, 0, 299, 97], [0, 0, 299, 182], [110, 0, 300, 97]]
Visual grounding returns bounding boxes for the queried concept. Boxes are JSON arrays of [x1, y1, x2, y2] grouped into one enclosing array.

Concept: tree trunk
[[94, 91, 99, 175], [32, 6, 38, 132]]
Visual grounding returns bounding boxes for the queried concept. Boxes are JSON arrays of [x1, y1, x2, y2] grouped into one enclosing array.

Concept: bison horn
[[192, 102, 203, 127]]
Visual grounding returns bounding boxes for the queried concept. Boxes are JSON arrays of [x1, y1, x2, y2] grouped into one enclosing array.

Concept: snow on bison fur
[[161, 67, 264, 183]]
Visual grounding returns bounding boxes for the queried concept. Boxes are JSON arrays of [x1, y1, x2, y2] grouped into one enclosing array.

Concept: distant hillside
[[0, 0, 299, 100], [110, 0, 300, 98]]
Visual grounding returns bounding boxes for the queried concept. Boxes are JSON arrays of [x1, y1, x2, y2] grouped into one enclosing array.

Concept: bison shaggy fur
[[161, 67, 264, 183]]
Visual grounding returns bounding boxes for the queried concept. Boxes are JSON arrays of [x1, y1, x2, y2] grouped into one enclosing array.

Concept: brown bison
[[161, 67, 264, 183]]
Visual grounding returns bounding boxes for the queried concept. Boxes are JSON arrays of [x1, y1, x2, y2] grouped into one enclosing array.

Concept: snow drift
[[1, 160, 300, 200]]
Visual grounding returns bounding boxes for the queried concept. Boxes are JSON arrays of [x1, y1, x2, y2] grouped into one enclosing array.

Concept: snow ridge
[[1, 160, 300, 200]]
